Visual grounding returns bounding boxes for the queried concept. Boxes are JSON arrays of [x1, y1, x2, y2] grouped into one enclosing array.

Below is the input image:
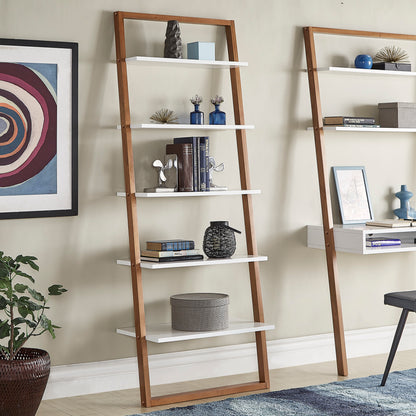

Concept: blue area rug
[[129, 368, 416, 415]]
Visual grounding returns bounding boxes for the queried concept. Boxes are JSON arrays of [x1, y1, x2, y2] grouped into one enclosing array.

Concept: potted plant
[[0, 251, 66, 416]]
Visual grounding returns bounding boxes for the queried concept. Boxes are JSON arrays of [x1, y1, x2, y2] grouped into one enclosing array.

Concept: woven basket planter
[[171, 293, 229, 331], [0, 348, 50, 416]]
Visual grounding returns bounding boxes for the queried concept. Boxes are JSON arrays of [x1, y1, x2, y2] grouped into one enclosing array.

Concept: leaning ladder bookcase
[[303, 26, 416, 377], [114, 11, 271, 407]]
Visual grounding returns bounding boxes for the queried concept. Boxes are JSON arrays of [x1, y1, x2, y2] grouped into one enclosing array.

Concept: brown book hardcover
[[166, 143, 193, 192], [323, 116, 375, 125]]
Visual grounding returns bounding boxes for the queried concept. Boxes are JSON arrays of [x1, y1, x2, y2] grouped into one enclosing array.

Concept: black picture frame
[[0, 38, 78, 219]]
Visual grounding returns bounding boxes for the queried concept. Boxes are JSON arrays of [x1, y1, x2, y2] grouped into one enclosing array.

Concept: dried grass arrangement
[[150, 108, 178, 124], [373, 46, 409, 63]]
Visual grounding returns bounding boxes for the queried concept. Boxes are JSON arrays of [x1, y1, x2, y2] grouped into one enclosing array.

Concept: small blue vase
[[393, 185, 416, 219], [354, 54, 373, 69], [190, 104, 204, 125], [209, 104, 226, 125]]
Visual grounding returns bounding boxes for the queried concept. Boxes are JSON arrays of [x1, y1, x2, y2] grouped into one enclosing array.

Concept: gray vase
[[164, 20, 183, 59]]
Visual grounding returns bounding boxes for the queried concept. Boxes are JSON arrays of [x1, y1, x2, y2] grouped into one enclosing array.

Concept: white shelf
[[117, 123, 254, 130], [307, 126, 416, 132], [116, 189, 261, 198], [125, 55, 248, 68], [117, 320, 275, 343], [316, 66, 416, 77], [307, 224, 416, 254], [117, 255, 268, 269]]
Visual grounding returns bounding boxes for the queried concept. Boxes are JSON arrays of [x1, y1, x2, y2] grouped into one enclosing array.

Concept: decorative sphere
[[354, 54, 373, 69]]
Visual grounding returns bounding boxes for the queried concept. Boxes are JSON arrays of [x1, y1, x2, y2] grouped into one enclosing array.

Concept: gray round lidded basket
[[170, 293, 229, 332]]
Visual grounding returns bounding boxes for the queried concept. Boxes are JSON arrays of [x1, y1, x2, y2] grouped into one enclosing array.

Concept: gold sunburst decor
[[373, 46, 409, 63], [150, 108, 178, 124]]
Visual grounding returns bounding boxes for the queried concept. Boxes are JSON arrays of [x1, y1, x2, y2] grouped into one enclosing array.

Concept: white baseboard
[[43, 322, 416, 400]]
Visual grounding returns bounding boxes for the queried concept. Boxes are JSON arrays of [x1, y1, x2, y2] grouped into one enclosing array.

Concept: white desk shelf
[[307, 224, 416, 255], [117, 320, 275, 343], [126, 55, 248, 68], [116, 189, 261, 198], [117, 255, 268, 269]]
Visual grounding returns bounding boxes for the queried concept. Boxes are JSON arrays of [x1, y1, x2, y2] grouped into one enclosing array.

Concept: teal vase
[[393, 185, 416, 219]]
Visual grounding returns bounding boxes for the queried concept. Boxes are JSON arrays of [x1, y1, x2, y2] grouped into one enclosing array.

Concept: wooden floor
[[38, 350, 416, 415]]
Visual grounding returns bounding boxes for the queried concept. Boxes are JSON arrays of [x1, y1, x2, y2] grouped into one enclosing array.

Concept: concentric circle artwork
[[0, 39, 77, 220], [0, 62, 57, 193]]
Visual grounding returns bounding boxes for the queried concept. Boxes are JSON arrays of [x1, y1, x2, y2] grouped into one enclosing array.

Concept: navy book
[[141, 254, 203, 262], [366, 237, 401, 247], [146, 239, 195, 251]]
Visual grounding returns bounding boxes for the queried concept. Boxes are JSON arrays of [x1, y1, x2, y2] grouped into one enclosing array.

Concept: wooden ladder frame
[[114, 11, 270, 408], [303, 26, 416, 377]]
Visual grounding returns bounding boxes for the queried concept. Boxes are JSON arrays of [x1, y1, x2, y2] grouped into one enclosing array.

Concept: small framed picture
[[332, 166, 373, 224]]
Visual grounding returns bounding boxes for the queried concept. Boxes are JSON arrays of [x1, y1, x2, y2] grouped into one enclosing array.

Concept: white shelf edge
[[364, 243, 416, 255], [116, 123, 254, 130], [316, 66, 416, 76], [116, 321, 275, 343], [117, 255, 268, 269], [116, 189, 261, 198], [125, 55, 248, 68], [307, 224, 416, 255], [307, 126, 416, 132]]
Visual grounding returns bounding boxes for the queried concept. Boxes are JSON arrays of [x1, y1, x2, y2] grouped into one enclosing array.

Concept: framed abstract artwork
[[332, 166, 373, 224], [0, 38, 78, 219]]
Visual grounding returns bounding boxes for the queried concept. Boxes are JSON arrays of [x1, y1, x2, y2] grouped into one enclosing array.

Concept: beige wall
[[2, 0, 416, 366]]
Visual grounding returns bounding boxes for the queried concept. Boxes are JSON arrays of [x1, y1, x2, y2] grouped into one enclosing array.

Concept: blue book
[[146, 240, 195, 251], [366, 237, 401, 247]]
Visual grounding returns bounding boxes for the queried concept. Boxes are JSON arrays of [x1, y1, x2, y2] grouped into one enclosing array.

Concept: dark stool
[[381, 290, 416, 386]]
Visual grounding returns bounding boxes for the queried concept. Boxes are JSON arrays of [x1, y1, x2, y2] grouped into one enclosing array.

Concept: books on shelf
[[166, 143, 193, 192], [146, 239, 195, 251], [366, 219, 414, 228], [329, 124, 380, 128], [366, 237, 401, 247], [141, 254, 204, 262], [323, 116, 376, 126], [141, 249, 199, 258], [173, 136, 210, 191], [142, 239, 201, 263]]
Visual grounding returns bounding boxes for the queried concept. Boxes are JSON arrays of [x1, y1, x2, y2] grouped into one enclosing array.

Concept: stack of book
[[166, 136, 209, 192], [323, 116, 379, 128], [366, 219, 414, 228], [366, 237, 401, 247], [141, 239, 204, 263]]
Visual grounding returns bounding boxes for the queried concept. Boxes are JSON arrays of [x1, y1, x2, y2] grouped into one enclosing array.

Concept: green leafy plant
[[0, 252, 67, 360]]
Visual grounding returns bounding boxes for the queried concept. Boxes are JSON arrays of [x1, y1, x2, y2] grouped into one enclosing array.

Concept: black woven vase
[[0, 348, 51, 416], [203, 221, 241, 258]]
